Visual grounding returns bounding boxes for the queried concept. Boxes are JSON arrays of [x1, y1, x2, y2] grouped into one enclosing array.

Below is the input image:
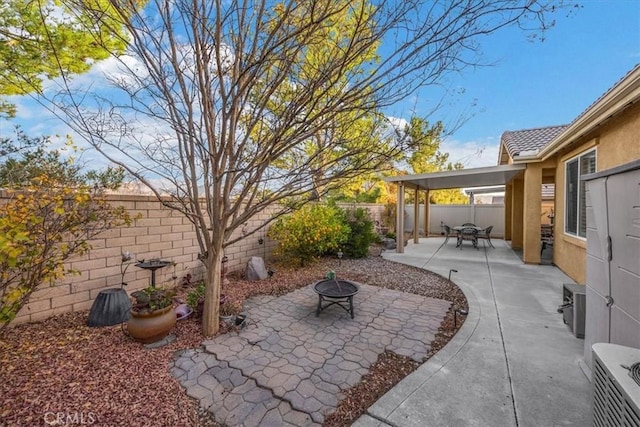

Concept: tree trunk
[[202, 250, 222, 336]]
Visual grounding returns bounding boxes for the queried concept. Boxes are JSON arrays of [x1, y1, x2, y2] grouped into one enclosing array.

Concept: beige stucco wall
[[511, 176, 524, 249], [522, 163, 542, 263], [552, 102, 640, 284], [594, 102, 640, 171]]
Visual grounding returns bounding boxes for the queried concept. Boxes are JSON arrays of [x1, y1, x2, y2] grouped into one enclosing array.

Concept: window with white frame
[[565, 149, 596, 238]]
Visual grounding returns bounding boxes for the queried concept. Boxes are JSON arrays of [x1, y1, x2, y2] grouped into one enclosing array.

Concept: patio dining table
[[452, 225, 485, 248]]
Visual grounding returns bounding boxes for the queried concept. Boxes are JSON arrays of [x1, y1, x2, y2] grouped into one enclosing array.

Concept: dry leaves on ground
[[0, 252, 467, 427]]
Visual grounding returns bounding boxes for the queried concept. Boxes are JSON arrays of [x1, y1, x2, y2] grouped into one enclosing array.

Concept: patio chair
[[541, 224, 554, 254], [478, 225, 495, 248], [458, 227, 478, 249], [443, 224, 454, 245]]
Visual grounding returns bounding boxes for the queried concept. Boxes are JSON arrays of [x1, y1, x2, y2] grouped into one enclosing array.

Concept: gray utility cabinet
[[583, 159, 640, 370]]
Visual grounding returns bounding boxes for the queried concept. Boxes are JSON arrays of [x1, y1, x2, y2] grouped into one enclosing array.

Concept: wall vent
[[592, 343, 640, 427]]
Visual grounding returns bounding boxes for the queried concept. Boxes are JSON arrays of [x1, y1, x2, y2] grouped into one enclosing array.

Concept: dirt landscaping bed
[[0, 255, 467, 427]]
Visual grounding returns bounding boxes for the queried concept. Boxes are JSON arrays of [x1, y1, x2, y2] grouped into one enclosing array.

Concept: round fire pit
[[313, 279, 359, 319]]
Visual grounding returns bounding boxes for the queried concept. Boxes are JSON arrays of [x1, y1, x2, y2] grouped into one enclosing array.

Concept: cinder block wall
[[10, 194, 278, 325], [335, 203, 387, 228]]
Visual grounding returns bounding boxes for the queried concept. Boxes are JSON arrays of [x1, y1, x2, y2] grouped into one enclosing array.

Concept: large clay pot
[[127, 306, 176, 343]]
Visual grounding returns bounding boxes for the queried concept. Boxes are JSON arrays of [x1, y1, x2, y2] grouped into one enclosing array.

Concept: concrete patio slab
[[357, 237, 592, 427]]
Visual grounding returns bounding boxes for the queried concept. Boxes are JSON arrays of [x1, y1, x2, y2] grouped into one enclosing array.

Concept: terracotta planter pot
[[127, 305, 176, 343]]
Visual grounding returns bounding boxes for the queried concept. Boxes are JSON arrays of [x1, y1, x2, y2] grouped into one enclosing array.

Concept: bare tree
[[33, 0, 566, 335]]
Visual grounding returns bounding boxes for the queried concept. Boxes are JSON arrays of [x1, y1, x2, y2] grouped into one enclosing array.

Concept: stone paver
[[172, 283, 450, 426]]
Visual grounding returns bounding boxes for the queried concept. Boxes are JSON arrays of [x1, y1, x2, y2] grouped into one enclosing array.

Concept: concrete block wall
[[11, 194, 278, 325], [335, 203, 387, 228]]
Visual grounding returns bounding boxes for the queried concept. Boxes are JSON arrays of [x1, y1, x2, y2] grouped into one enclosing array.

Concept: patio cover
[[384, 164, 526, 253], [383, 164, 526, 190]]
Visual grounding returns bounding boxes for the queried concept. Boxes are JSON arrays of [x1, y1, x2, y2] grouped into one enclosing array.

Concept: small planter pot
[[127, 306, 176, 344], [194, 294, 227, 318], [220, 315, 235, 326]]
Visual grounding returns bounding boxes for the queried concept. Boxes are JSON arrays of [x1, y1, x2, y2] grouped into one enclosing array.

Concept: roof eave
[[383, 164, 526, 191], [539, 65, 640, 160], [512, 154, 544, 164]]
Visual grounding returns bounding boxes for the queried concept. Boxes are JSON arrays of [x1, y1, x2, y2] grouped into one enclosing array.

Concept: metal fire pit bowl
[[313, 279, 359, 319]]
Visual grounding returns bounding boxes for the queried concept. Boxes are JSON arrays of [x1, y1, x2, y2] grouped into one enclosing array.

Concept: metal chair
[[541, 224, 554, 254], [478, 225, 495, 248], [458, 227, 478, 249], [443, 224, 454, 245]]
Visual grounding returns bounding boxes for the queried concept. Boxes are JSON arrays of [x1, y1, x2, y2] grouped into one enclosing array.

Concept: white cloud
[[440, 136, 500, 169], [386, 115, 408, 130], [382, 114, 500, 170]]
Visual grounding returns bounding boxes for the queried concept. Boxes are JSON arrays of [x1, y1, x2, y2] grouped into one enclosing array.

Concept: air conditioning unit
[[560, 283, 586, 338], [592, 343, 640, 427]]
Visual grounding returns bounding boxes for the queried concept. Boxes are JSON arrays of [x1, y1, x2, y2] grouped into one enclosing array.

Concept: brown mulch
[[0, 251, 467, 427]]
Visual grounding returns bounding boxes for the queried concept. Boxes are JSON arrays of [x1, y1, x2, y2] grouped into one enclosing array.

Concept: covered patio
[[385, 163, 552, 264]]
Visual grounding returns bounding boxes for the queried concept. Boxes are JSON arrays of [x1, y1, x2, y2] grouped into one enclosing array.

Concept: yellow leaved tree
[[0, 129, 132, 330]]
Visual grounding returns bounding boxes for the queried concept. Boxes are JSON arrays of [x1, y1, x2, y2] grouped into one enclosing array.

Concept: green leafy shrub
[[186, 282, 205, 310], [219, 299, 240, 316], [130, 287, 175, 313], [381, 202, 396, 233], [339, 207, 377, 258], [268, 204, 349, 266], [186, 281, 230, 318]]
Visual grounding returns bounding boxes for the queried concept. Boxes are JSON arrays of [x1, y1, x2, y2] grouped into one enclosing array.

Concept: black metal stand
[[313, 279, 359, 319], [316, 294, 355, 319], [135, 260, 171, 288]]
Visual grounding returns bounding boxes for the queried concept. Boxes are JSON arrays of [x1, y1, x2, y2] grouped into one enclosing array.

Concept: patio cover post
[[511, 175, 524, 249], [504, 182, 513, 240], [396, 182, 405, 253], [472, 198, 477, 224], [523, 164, 542, 264], [424, 189, 430, 237], [413, 187, 419, 243]]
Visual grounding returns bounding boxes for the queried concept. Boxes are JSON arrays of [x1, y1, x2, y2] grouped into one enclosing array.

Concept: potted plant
[[186, 282, 228, 318], [219, 300, 239, 326], [127, 286, 176, 343], [186, 282, 205, 314]]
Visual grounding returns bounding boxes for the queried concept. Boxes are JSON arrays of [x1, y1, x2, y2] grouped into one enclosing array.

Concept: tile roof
[[567, 64, 640, 129], [501, 124, 569, 159]]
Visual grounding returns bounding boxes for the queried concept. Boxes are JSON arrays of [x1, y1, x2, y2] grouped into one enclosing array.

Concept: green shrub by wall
[[267, 204, 349, 266], [339, 207, 377, 258]]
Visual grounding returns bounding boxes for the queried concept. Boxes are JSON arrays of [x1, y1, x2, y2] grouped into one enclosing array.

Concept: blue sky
[[428, 0, 640, 168], [1, 1, 639, 170]]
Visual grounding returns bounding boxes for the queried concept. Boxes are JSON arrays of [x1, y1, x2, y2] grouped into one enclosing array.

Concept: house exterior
[[386, 65, 640, 370], [498, 124, 568, 266], [387, 65, 639, 286], [499, 64, 640, 284]]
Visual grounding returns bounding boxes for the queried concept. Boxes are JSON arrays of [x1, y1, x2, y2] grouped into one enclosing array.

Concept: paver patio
[[171, 282, 451, 426]]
